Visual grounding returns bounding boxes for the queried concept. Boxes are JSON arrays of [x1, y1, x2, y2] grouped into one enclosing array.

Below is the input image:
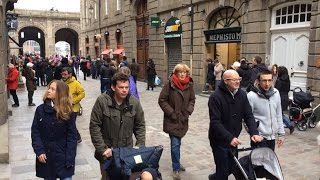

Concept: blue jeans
[[170, 135, 181, 171], [44, 177, 72, 180], [100, 78, 111, 93], [283, 114, 293, 128], [215, 80, 221, 90]]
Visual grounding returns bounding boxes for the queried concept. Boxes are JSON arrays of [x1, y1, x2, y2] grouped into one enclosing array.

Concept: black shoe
[[28, 103, 36, 106], [77, 138, 82, 143], [180, 164, 186, 171], [12, 104, 19, 107], [208, 173, 215, 180], [289, 126, 295, 134], [146, 88, 149, 90]]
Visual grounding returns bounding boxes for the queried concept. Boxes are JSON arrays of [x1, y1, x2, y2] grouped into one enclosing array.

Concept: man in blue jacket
[[208, 69, 263, 180]]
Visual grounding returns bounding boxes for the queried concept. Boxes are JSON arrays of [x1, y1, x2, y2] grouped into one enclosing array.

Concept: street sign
[[150, 17, 161, 27]]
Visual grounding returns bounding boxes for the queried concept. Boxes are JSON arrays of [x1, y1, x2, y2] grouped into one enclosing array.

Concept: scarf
[[171, 74, 190, 91]]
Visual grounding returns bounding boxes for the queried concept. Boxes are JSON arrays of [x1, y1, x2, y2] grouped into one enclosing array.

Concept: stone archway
[[55, 28, 79, 56], [18, 26, 46, 57]]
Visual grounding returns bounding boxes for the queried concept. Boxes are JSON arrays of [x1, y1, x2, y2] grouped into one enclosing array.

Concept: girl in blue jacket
[[31, 80, 77, 180]]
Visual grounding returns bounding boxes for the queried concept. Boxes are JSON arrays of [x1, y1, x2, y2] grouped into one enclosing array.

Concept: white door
[[271, 31, 309, 90]]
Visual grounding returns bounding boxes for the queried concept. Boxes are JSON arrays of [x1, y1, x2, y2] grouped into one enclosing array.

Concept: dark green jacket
[[90, 90, 146, 163]]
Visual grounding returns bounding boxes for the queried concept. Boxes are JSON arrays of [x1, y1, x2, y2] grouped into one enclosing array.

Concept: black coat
[[31, 103, 77, 178], [275, 76, 290, 111], [237, 63, 252, 88], [208, 82, 259, 147]]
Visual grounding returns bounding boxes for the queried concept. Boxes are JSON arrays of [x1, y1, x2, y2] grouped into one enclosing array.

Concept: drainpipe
[[189, 0, 194, 76]]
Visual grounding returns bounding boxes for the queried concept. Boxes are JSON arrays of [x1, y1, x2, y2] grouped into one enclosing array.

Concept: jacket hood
[[252, 85, 276, 99], [253, 63, 268, 72], [64, 76, 76, 84], [240, 63, 250, 70]]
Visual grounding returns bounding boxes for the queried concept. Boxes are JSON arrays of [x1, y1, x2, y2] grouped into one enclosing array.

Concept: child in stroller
[[234, 147, 284, 180], [289, 87, 318, 131]]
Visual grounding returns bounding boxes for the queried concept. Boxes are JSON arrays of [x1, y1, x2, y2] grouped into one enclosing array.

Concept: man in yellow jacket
[[61, 67, 85, 143]]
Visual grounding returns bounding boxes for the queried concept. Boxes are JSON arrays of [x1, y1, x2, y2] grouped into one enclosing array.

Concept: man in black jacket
[[208, 69, 263, 180]]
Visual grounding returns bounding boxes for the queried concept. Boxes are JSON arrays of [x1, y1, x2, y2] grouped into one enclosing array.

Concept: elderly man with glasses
[[208, 69, 263, 180]]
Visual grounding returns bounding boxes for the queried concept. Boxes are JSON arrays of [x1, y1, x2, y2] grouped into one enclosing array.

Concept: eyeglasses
[[225, 77, 242, 82]]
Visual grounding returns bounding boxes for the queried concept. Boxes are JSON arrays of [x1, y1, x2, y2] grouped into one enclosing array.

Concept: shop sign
[[151, 17, 161, 27], [164, 17, 182, 38], [204, 27, 241, 43]]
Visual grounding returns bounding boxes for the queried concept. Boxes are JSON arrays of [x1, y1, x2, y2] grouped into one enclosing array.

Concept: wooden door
[[136, 0, 148, 80]]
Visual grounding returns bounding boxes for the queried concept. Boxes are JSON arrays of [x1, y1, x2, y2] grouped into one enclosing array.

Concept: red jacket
[[6, 67, 19, 90]]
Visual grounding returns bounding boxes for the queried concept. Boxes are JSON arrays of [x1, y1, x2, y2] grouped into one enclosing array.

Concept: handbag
[[154, 76, 161, 86], [104, 145, 163, 179]]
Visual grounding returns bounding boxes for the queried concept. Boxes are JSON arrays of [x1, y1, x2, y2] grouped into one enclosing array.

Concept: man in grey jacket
[[247, 70, 285, 151], [90, 72, 146, 180]]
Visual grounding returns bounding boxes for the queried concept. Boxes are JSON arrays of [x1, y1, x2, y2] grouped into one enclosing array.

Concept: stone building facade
[[0, 0, 18, 163], [81, 0, 320, 100]]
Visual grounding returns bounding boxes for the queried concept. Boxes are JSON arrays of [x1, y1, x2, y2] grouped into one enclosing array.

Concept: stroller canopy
[[250, 147, 284, 180]]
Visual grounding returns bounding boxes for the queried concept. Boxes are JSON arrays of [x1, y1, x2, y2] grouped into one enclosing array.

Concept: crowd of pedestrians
[[6, 53, 304, 180]]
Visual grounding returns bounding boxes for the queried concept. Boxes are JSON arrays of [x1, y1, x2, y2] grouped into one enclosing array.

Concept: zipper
[[268, 99, 274, 136]]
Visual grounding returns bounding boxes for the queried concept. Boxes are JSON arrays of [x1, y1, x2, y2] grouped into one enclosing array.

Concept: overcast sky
[[15, 0, 80, 12]]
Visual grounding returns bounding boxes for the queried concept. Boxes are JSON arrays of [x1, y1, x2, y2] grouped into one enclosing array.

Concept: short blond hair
[[173, 63, 190, 75]]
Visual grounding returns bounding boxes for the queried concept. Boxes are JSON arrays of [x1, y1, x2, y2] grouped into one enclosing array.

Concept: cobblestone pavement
[[1, 74, 319, 180]]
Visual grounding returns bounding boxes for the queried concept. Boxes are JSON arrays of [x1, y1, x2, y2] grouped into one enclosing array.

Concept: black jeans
[[100, 78, 111, 93], [9, 89, 19, 105], [73, 113, 81, 140], [211, 144, 239, 180], [28, 91, 34, 104]]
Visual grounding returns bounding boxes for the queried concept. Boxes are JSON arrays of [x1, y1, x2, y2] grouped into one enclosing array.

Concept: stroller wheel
[[308, 116, 317, 128], [297, 121, 307, 131]]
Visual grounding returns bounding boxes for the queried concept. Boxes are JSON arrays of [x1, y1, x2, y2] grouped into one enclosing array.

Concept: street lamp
[[88, 5, 94, 15]]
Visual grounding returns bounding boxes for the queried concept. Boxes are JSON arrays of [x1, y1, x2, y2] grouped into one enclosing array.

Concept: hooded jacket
[[63, 77, 85, 112], [237, 63, 252, 88], [208, 81, 259, 147], [247, 87, 285, 140]]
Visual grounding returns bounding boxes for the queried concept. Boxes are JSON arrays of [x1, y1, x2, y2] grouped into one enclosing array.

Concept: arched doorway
[[22, 40, 40, 55], [55, 28, 79, 56], [205, 6, 242, 69], [136, 0, 148, 80], [55, 41, 71, 57], [19, 27, 45, 57]]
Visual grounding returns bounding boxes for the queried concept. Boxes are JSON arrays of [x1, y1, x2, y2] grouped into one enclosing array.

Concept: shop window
[[275, 3, 311, 25]]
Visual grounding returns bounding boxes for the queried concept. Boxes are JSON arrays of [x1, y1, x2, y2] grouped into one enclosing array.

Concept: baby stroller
[[104, 145, 163, 180], [289, 87, 318, 131], [234, 147, 284, 180]]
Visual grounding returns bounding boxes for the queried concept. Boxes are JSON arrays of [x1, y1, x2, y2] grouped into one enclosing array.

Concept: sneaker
[[12, 104, 19, 107], [28, 103, 36, 106], [77, 138, 82, 143], [208, 173, 216, 180], [172, 171, 181, 180], [289, 126, 295, 134], [180, 164, 186, 171]]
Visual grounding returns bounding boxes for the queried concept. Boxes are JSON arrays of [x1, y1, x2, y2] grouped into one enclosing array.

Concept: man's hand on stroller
[[230, 137, 242, 147], [103, 148, 113, 158], [277, 137, 285, 148], [251, 135, 263, 143]]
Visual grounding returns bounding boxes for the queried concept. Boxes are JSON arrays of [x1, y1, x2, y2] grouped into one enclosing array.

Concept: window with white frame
[[105, 0, 108, 15], [117, 0, 121, 11], [275, 3, 311, 25]]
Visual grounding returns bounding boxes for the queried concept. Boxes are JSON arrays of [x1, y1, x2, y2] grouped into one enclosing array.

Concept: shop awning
[[101, 49, 111, 55], [112, 48, 124, 55]]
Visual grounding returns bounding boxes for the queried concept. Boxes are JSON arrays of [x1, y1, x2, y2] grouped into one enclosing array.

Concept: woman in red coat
[[6, 63, 19, 107]]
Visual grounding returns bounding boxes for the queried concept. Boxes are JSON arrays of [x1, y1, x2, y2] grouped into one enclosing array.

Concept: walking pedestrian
[[61, 67, 85, 143], [247, 70, 285, 151], [24, 62, 37, 106], [146, 58, 156, 91], [213, 59, 224, 90], [129, 58, 140, 84], [99, 60, 115, 93], [158, 64, 196, 180], [31, 80, 77, 180], [6, 63, 19, 107], [208, 69, 263, 180], [203, 58, 215, 92], [90, 72, 146, 180], [275, 66, 294, 134]]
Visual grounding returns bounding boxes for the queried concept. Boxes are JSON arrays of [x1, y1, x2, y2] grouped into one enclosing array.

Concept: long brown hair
[[43, 80, 73, 121]]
